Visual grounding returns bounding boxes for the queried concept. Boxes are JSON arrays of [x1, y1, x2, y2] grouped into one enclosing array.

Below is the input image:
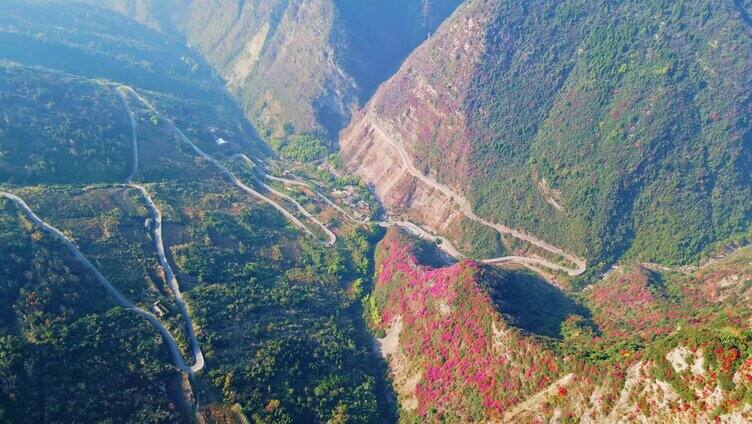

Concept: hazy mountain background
[[79, 0, 463, 140], [342, 0, 752, 277]]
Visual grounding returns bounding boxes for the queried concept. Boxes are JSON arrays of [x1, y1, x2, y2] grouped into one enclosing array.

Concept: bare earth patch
[[378, 315, 422, 411]]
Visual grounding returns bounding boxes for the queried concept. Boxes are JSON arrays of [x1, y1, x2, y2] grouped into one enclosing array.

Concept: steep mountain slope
[[369, 228, 752, 422], [341, 0, 752, 271], [368, 229, 571, 421], [0, 0, 268, 178], [78, 0, 463, 140], [74, 0, 190, 35]]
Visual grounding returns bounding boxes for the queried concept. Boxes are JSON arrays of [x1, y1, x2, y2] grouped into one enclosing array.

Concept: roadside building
[[151, 300, 168, 318]]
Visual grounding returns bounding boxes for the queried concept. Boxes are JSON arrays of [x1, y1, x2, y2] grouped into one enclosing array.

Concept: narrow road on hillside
[[115, 86, 205, 374], [246, 153, 584, 274], [365, 111, 586, 276], [128, 184, 205, 373], [230, 154, 336, 245], [0, 191, 193, 373], [121, 85, 585, 277], [263, 167, 364, 222], [116, 89, 139, 184], [238, 154, 465, 261], [118, 86, 328, 244]]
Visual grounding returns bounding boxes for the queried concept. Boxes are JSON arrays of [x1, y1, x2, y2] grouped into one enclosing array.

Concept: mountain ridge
[[77, 0, 464, 140], [341, 0, 752, 272]]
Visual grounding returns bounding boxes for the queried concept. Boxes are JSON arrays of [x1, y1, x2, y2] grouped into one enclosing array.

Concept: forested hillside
[[342, 0, 752, 273], [0, 2, 394, 422], [0, 64, 132, 184], [0, 0, 256, 185], [2, 0, 752, 422], [0, 197, 181, 423]]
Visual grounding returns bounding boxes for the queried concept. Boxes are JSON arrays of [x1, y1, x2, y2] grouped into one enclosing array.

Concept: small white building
[[215, 137, 228, 146], [151, 301, 168, 318]]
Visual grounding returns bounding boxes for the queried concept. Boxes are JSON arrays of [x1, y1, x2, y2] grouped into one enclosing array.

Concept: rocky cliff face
[[339, 0, 497, 249], [80, 0, 463, 140], [342, 0, 752, 268]]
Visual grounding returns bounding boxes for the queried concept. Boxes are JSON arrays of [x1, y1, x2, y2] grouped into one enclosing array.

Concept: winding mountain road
[[128, 184, 205, 373], [0, 80, 587, 421], [118, 86, 326, 244], [121, 85, 585, 279], [233, 154, 465, 260], [262, 167, 364, 223], [115, 86, 205, 374], [115, 88, 139, 184], [238, 152, 586, 275], [230, 153, 336, 245], [365, 111, 587, 276], [0, 191, 194, 373]]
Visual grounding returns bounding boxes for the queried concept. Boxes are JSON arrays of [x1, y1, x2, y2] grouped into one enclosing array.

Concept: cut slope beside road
[[365, 110, 587, 276]]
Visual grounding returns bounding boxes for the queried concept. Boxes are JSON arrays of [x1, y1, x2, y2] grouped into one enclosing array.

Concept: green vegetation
[[7, 185, 195, 358], [358, 0, 751, 269], [646, 327, 752, 407], [368, 229, 566, 420], [0, 64, 131, 184], [151, 179, 393, 422], [0, 0, 222, 101], [465, 0, 752, 267], [3, 0, 752, 422], [278, 133, 329, 163], [370, 228, 752, 421], [0, 0, 250, 185], [482, 268, 589, 338], [0, 198, 180, 423], [0, 2, 394, 421]]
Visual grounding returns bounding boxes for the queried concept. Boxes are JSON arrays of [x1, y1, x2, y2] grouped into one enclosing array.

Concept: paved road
[[365, 110, 587, 276], [114, 87, 138, 184], [119, 86, 320, 243], [115, 86, 205, 374], [264, 168, 364, 222], [121, 85, 586, 278], [0, 191, 194, 373], [129, 184, 205, 373], [230, 154, 336, 245], [246, 154, 584, 275], [238, 155, 466, 261]]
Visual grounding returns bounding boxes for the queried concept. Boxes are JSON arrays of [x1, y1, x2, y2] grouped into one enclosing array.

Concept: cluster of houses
[[332, 185, 371, 220]]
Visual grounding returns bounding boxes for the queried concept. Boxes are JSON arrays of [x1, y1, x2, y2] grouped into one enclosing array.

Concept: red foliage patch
[[586, 268, 682, 340], [373, 231, 561, 419]]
